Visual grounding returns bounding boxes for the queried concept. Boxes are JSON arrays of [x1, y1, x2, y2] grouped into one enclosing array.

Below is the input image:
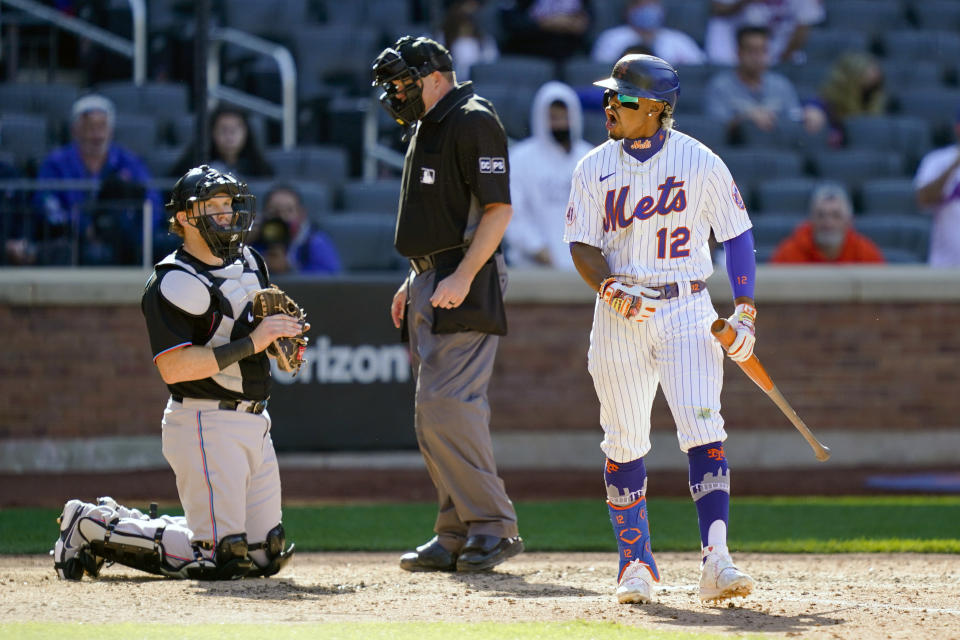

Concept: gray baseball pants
[[406, 255, 519, 551]]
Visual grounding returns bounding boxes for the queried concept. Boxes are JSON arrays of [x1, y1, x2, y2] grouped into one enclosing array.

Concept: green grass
[[0, 622, 771, 640], [6, 496, 959, 555]]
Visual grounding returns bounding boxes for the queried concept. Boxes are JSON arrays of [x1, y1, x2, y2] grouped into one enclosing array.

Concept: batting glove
[[726, 303, 756, 362], [599, 277, 664, 323]]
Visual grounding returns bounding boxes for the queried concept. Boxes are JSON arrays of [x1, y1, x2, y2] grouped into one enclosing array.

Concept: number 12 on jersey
[[656, 227, 691, 259]]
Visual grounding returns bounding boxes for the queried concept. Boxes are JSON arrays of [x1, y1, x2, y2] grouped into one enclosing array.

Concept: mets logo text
[[603, 176, 686, 232]]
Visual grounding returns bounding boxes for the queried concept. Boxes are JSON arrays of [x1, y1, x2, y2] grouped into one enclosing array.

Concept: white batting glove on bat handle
[[726, 302, 756, 362], [599, 277, 664, 323]]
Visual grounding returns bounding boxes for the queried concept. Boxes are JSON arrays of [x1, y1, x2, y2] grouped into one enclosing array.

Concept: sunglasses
[[604, 89, 641, 110]]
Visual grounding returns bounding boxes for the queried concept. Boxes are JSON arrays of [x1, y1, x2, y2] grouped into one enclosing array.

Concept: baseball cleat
[[52, 499, 103, 580], [616, 558, 658, 604], [699, 545, 754, 602]]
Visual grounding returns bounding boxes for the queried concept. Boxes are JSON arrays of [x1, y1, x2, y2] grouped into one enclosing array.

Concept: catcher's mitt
[[251, 285, 308, 375]]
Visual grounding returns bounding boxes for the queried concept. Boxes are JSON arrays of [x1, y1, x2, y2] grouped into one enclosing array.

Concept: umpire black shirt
[[395, 81, 511, 258]]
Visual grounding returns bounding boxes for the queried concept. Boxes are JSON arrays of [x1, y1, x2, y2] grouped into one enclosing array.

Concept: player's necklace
[[622, 129, 667, 163]]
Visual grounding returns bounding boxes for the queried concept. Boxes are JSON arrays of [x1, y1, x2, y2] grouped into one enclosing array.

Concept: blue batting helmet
[[594, 54, 680, 110]]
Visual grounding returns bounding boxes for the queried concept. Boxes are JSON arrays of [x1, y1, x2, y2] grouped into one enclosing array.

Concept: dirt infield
[[4, 552, 958, 639]]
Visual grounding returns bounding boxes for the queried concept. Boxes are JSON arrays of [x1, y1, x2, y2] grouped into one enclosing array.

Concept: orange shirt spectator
[[770, 222, 885, 263], [770, 182, 885, 264]]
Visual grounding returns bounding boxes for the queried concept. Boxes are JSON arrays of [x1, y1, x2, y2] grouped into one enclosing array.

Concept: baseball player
[[52, 165, 301, 580], [564, 54, 758, 604]]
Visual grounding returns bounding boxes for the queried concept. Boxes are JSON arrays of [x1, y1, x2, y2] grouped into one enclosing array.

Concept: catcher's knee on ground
[[248, 524, 295, 578], [77, 516, 253, 580]]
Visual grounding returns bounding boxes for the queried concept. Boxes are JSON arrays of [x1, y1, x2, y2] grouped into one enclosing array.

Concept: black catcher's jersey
[[141, 246, 271, 401]]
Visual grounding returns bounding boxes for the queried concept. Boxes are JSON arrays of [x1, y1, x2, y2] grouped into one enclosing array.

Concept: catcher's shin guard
[[248, 524, 294, 578], [81, 517, 167, 576], [608, 497, 660, 584], [185, 534, 253, 580]]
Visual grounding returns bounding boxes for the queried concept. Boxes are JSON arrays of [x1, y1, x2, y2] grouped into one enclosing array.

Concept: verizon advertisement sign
[[266, 276, 417, 452]]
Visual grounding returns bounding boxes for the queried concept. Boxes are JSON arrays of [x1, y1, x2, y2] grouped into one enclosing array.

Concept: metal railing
[[0, 0, 146, 85], [207, 27, 297, 150], [0, 179, 155, 270], [362, 93, 405, 181]]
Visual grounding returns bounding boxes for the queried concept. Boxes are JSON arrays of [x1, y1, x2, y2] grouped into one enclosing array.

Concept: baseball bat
[[711, 318, 831, 462]]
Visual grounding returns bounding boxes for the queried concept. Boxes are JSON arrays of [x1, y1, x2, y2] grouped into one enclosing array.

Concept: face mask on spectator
[[628, 5, 664, 31]]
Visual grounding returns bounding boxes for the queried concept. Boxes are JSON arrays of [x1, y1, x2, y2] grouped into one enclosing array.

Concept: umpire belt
[[409, 246, 465, 275], [647, 279, 707, 299], [171, 395, 268, 415]]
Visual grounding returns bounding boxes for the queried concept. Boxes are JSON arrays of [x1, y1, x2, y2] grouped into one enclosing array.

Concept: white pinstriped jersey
[[563, 130, 751, 283]]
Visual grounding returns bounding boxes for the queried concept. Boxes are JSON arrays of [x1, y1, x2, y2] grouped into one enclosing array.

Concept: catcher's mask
[[372, 36, 453, 130], [166, 165, 256, 262]]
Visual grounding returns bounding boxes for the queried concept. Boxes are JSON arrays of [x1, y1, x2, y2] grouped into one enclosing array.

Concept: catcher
[[52, 165, 308, 580]]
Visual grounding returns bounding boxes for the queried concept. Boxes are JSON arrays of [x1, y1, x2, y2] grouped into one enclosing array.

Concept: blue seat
[[144, 146, 186, 178], [721, 149, 804, 206], [803, 29, 870, 62], [340, 179, 401, 214], [891, 87, 960, 141], [265, 146, 348, 183], [826, 0, 904, 35], [113, 113, 160, 158], [810, 150, 905, 189], [750, 214, 805, 250], [224, 0, 308, 36], [0, 113, 48, 165], [859, 178, 919, 216], [854, 215, 931, 262], [879, 59, 943, 92], [469, 83, 537, 140], [753, 177, 819, 216], [882, 30, 960, 66], [914, 1, 960, 30], [470, 56, 557, 94], [664, 0, 709, 45], [315, 212, 404, 272], [843, 115, 932, 170], [673, 114, 729, 151], [562, 58, 613, 89]]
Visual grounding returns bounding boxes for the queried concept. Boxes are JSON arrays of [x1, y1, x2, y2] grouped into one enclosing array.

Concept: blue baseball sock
[[687, 442, 730, 551], [605, 457, 659, 582]]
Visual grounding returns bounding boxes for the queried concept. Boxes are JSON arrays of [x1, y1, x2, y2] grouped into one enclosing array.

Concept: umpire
[[372, 36, 523, 572]]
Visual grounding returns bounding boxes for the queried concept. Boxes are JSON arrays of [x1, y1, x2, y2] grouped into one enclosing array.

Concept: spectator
[[35, 94, 163, 265], [506, 81, 593, 270], [769, 183, 885, 263], [804, 52, 887, 146], [704, 0, 824, 66], [252, 184, 341, 274], [704, 26, 810, 139], [591, 0, 706, 67], [440, 0, 499, 80], [499, 0, 592, 62], [914, 105, 960, 267], [171, 105, 274, 181]]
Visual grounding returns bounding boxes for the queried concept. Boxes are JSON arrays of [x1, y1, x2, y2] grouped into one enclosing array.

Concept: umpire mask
[[166, 165, 256, 262], [372, 36, 453, 130]]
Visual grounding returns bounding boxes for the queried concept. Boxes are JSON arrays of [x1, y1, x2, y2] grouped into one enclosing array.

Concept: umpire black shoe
[[399, 536, 458, 572], [456, 535, 524, 572]]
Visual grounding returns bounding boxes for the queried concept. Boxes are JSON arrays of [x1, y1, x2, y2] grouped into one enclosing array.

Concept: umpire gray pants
[[407, 255, 519, 551]]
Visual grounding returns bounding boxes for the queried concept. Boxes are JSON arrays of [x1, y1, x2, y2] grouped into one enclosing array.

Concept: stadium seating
[[913, 0, 960, 30], [470, 57, 556, 96], [315, 212, 404, 272], [722, 149, 805, 206], [825, 0, 904, 37], [882, 30, 960, 67], [673, 114, 729, 151], [0, 114, 48, 166], [855, 215, 931, 262], [265, 146, 349, 183], [562, 58, 611, 90], [753, 177, 819, 216], [749, 214, 805, 255], [810, 150, 905, 189], [113, 114, 160, 158], [468, 84, 537, 141], [843, 115, 933, 170], [803, 29, 870, 62], [859, 178, 920, 216], [340, 179, 401, 214]]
